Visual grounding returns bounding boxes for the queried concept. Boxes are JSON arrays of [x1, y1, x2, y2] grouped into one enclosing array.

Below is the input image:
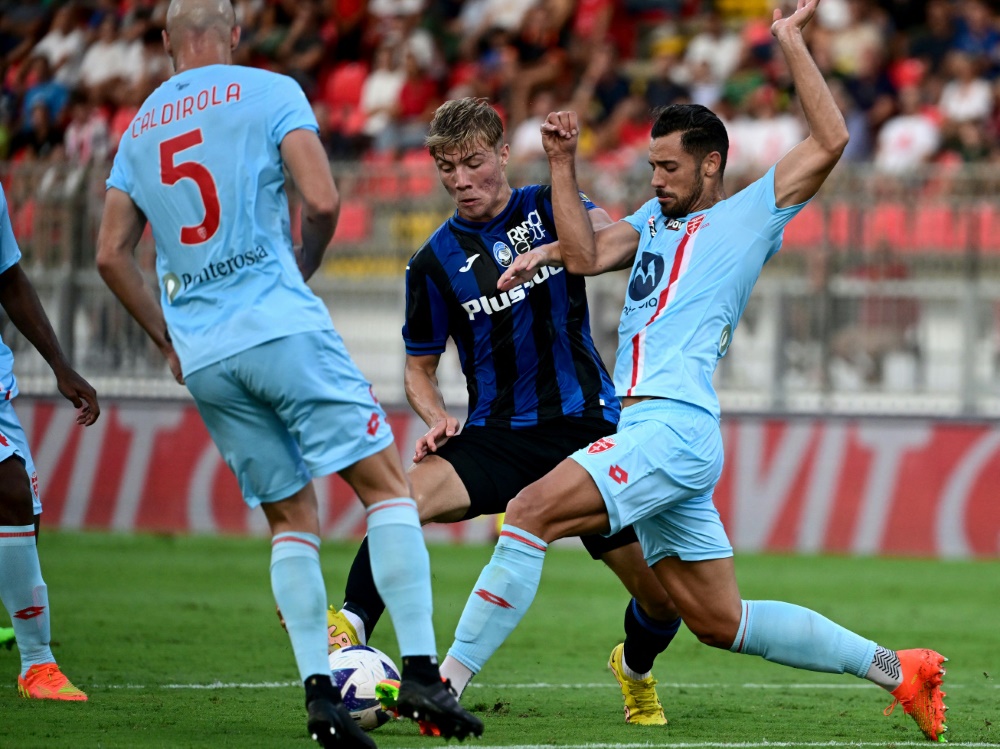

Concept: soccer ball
[[329, 645, 400, 730]]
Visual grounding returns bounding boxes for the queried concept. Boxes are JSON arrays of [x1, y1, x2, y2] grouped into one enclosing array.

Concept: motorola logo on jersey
[[506, 209, 546, 254], [163, 246, 271, 304], [460, 266, 564, 320], [627, 252, 665, 301], [493, 241, 514, 267]]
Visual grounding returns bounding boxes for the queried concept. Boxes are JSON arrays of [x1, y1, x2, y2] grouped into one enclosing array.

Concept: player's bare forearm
[[0, 263, 71, 372], [548, 158, 601, 275], [281, 129, 339, 280], [772, 0, 848, 207], [404, 355, 450, 428]]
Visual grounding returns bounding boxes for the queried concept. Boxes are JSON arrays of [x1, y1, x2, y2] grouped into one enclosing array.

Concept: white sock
[[865, 645, 903, 691], [340, 609, 367, 645], [440, 655, 475, 698], [621, 651, 651, 681]]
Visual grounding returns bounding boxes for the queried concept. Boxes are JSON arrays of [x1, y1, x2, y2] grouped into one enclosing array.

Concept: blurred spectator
[[828, 78, 872, 162], [873, 85, 940, 175], [360, 45, 406, 142], [509, 88, 555, 165], [20, 56, 69, 127], [507, 3, 570, 131], [683, 12, 743, 85], [643, 43, 691, 111], [31, 4, 86, 86], [78, 14, 129, 100], [275, 0, 325, 96], [727, 84, 803, 176], [571, 41, 630, 131], [951, 0, 1000, 61], [909, 0, 956, 76], [831, 245, 920, 387], [64, 91, 110, 165], [9, 100, 62, 162], [373, 50, 440, 155], [938, 50, 994, 128]]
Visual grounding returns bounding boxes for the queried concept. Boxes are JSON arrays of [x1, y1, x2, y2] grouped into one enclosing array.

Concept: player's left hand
[[771, 0, 819, 37], [53, 364, 100, 426], [497, 246, 554, 291]]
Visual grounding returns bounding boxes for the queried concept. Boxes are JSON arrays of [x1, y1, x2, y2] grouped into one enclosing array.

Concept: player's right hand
[[413, 417, 461, 463], [164, 347, 184, 385], [541, 111, 580, 160], [53, 365, 100, 426]]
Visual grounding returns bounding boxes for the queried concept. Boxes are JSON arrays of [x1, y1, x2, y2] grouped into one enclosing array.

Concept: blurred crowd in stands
[[1, 0, 1000, 176]]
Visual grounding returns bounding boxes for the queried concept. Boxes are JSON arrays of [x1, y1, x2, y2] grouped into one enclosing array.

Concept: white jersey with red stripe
[[614, 166, 806, 419]]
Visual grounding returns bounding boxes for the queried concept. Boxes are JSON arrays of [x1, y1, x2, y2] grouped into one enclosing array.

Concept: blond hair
[[425, 98, 504, 159]]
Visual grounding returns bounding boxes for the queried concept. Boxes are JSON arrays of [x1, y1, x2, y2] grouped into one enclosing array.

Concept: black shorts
[[433, 415, 639, 559]]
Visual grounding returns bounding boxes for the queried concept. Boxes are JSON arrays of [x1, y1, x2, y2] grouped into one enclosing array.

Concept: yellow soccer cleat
[[326, 606, 360, 653], [17, 663, 88, 701], [608, 642, 666, 725], [884, 648, 948, 742]]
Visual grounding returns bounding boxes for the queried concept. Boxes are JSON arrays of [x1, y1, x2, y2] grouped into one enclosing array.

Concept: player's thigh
[[0, 402, 40, 521], [338, 443, 409, 507], [242, 331, 395, 482], [505, 458, 611, 541], [407, 455, 471, 523], [651, 554, 742, 648], [571, 400, 723, 536], [186, 360, 311, 508]]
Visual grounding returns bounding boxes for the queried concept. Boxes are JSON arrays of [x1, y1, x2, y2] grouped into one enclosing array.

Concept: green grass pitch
[[2, 533, 998, 748]]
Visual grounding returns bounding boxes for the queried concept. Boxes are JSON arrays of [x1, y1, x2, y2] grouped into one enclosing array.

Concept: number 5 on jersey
[[159, 129, 220, 245]]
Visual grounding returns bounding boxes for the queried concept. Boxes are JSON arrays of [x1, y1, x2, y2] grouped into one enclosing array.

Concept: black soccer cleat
[[307, 697, 378, 749], [396, 678, 484, 741]]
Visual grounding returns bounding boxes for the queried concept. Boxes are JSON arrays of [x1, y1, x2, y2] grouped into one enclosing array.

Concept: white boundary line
[[468, 744, 999, 748]]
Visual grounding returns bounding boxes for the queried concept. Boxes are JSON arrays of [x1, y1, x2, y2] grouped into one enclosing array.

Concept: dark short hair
[[651, 104, 729, 174]]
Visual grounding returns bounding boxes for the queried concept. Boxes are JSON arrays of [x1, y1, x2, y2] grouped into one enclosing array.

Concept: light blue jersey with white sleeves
[[107, 64, 333, 376], [0, 183, 22, 400], [615, 166, 807, 419]]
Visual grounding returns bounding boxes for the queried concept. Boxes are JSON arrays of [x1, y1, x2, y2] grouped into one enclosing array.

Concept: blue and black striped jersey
[[403, 185, 620, 429]]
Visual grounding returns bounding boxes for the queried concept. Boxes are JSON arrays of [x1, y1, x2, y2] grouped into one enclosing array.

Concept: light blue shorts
[[185, 330, 394, 508], [570, 398, 732, 564], [0, 400, 41, 514]]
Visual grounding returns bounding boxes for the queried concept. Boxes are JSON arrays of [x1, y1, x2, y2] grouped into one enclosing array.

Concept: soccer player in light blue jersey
[[442, 0, 948, 742], [95, 1, 482, 746], [0, 183, 99, 701]]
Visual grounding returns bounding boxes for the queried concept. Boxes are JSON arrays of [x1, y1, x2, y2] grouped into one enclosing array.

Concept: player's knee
[[503, 488, 552, 538], [685, 614, 740, 650]]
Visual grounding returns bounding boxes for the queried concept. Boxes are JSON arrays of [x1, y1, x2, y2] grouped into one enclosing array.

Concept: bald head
[[166, 0, 235, 40], [164, 0, 238, 71]]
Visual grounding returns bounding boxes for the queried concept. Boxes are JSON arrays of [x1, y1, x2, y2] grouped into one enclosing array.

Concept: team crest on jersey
[[665, 218, 683, 231], [687, 214, 706, 236], [493, 241, 513, 267], [587, 437, 617, 454], [647, 216, 658, 237]]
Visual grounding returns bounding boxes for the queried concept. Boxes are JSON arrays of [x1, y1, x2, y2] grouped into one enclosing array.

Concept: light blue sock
[[366, 497, 436, 657], [448, 524, 548, 673], [730, 599, 877, 677], [0, 525, 54, 676], [270, 532, 329, 681]]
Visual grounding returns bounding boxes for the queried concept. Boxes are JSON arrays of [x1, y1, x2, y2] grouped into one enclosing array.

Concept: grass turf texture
[[1, 533, 997, 748]]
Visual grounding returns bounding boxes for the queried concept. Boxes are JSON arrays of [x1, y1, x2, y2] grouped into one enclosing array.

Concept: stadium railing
[[2, 158, 1000, 417]]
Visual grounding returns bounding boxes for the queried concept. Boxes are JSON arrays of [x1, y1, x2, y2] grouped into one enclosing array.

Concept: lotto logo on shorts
[[366, 413, 380, 436], [609, 465, 629, 484], [587, 437, 616, 454]]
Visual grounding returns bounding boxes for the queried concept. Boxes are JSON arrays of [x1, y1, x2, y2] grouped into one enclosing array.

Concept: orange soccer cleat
[[884, 649, 948, 742], [17, 663, 88, 701]]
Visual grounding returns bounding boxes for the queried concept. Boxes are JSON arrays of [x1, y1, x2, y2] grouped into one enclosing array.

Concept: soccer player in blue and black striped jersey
[[329, 98, 684, 725]]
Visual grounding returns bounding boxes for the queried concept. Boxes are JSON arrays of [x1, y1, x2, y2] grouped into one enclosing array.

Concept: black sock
[[401, 655, 441, 686], [304, 674, 341, 706], [343, 536, 384, 635], [622, 598, 681, 675]]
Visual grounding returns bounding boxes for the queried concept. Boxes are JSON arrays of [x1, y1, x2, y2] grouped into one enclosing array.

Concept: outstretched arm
[[772, 0, 849, 208], [0, 264, 100, 425], [543, 111, 641, 275], [96, 188, 183, 384]]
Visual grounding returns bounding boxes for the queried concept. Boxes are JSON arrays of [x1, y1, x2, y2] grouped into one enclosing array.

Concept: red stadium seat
[[400, 149, 437, 197], [782, 203, 824, 252], [322, 62, 369, 136], [863, 202, 910, 252], [972, 203, 1000, 254], [910, 203, 968, 255], [335, 200, 372, 243]]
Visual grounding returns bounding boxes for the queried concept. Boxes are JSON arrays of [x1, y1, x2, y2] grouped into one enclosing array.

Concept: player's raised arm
[[544, 111, 641, 277], [281, 129, 340, 281], [771, 0, 849, 208]]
